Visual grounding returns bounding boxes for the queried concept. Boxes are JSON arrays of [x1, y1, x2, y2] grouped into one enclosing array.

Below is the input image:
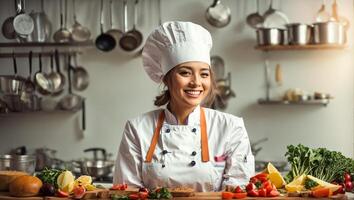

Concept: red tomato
[[268, 189, 280, 197], [73, 185, 86, 199], [255, 173, 268, 182], [258, 188, 267, 197], [345, 181, 353, 192], [234, 186, 244, 193], [57, 190, 69, 197], [222, 191, 234, 199], [250, 177, 259, 184], [111, 184, 128, 191], [246, 183, 256, 192], [344, 173, 351, 182], [139, 191, 149, 199], [312, 188, 331, 198], [128, 193, 140, 200], [247, 189, 259, 197], [233, 192, 247, 199]]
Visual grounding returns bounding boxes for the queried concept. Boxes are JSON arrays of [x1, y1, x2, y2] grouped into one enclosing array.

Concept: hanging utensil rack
[[0, 41, 93, 58]]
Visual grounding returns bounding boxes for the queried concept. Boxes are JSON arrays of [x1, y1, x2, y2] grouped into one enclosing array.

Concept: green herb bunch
[[36, 168, 64, 189], [285, 144, 354, 183]]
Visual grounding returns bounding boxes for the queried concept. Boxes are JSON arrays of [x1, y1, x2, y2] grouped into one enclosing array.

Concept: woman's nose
[[190, 75, 201, 86]]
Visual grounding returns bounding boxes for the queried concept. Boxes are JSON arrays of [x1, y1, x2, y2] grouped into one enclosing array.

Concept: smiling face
[[165, 61, 211, 111]]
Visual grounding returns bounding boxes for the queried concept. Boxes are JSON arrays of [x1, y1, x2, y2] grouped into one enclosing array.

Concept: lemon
[[61, 181, 75, 194], [266, 163, 286, 188], [306, 175, 340, 192], [285, 174, 306, 192], [85, 184, 96, 191], [57, 170, 75, 191], [75, 175, 92, 186]]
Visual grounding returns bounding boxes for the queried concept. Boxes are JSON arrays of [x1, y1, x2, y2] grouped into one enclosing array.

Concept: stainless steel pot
[[256, 28, 286, 46], [0, 155, 12, 171], [313, 21, 346, 44], [286, 23, 312, 45], [0, 154, 36, 174]]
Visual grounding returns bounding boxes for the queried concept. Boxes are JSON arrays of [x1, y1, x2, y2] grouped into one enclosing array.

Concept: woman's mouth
[[184, 90, 202, 98]]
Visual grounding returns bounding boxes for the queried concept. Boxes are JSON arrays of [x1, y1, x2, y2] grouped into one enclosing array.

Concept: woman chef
[[114, 21, 255, 192]]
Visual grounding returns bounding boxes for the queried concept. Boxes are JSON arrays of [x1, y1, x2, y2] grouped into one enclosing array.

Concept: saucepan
[[256, 27, 286, 46], [286, 23, 312, 45], [313, 21, 346, 44], [0, 53, 25, 95]]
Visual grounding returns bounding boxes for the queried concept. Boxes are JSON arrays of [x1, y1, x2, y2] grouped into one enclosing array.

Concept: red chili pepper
[[57, 190, 69, 197], [258, 188, 267, 197], [246, 183, 256, 192], [255, 173, 269, 182], [110, 183, 128, 191], [247, 189, 259, 197], [139, 191, 149, 199]]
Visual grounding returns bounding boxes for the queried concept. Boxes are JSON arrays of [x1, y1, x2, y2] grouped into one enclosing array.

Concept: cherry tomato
[[111, 183, 128, 191], [247, 189, 259, 197], [221, 191, 234, 199], [333, 185, 345, 195], [344, 173, 351, 182], [233, 192, 247, 199], [258, 188, 267, 197], [234, 186, 244, 193], [345, 181, 353, 192]]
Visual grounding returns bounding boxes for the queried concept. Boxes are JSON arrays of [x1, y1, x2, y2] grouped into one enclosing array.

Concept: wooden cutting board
[[0, 192, 43, 200], [0, 191, 348, 200]]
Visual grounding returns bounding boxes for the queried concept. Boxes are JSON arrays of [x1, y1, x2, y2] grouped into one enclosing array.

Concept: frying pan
[[13, 0, 34, 39], [1, 0, 18, 40], [126, 0, 143, 49], [119, 0, 139, 51], [106, 0, 123, 43], [95, 0, 116, 52]]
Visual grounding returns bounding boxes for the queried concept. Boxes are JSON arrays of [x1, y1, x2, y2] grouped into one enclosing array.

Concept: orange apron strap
[[200, 107, 210, 162], [145, 111, 165, 163]]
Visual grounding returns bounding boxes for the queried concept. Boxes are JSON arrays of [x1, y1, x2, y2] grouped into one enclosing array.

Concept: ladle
[[95, 0, 116, 52], [246, 0, 264, 29], [315, 0, 330, 22], [205, 0, 231, 28], [53, 0, 71, 43], [71, 0, 91, 42], [106, 0, 123, 43]]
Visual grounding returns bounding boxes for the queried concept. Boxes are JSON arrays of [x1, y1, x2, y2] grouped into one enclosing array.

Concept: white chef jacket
[[113, 105, 255, 192]]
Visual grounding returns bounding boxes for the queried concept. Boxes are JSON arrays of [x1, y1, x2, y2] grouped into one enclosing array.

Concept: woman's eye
[[201, 73, 209, 78], [179, 71, 191, 76]]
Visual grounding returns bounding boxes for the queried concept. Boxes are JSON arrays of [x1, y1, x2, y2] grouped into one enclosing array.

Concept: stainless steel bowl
[[0, 76, 25, 95], [313, 21, 347, 44], [286, 23, 312, 45], [77, 160, 114, 179], [0, 155, 12, 171], [256, 28, 286, 46]]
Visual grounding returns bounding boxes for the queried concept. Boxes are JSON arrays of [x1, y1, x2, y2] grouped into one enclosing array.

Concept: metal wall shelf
[[255, 44, 347, 51], [0, 41, 94, 58], [258, 98, 330, 106]]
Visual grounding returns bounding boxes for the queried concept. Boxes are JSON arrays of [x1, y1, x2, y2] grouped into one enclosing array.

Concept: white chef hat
[[142, 21, 213, 83]]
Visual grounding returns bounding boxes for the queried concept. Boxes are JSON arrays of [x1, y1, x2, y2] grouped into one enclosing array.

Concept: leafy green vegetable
[[304, 178, 318, 189], [148, 187, 172, 199], [285, 144, 354, 183], [36, 168, 63, 189]]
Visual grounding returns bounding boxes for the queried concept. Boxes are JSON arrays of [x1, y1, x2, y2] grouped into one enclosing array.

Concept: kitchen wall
[[0, 0, 353, 162]]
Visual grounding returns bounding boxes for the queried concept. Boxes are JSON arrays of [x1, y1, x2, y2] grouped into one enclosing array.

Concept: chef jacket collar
[[164, 105, 201, 125]]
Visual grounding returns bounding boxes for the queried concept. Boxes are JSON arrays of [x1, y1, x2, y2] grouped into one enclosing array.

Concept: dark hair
[[154, 68, 217, 108]]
